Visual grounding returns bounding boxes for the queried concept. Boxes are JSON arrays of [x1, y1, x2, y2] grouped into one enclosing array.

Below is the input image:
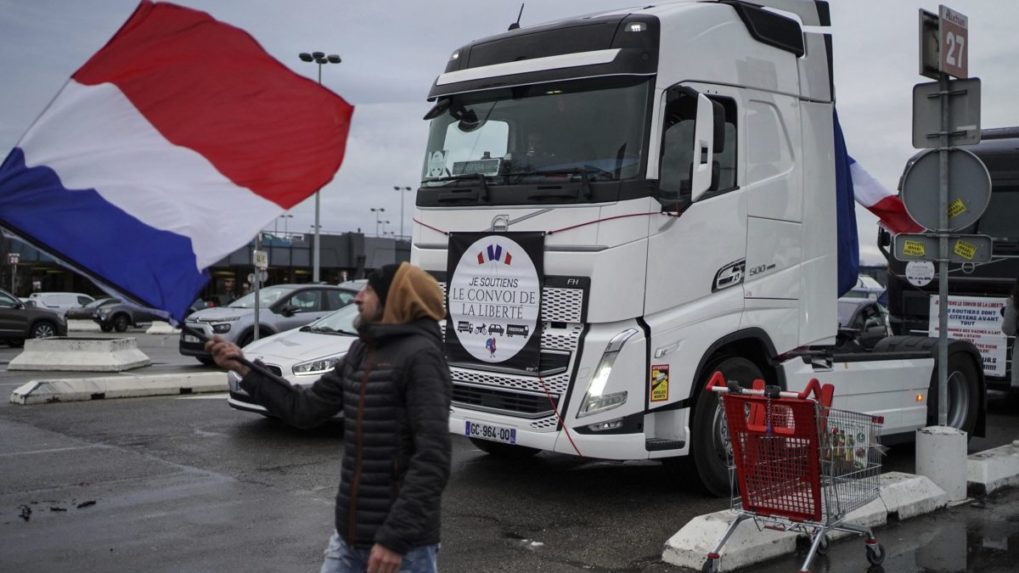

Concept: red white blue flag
[[0, 1, 353, 321], [849, 157, 924, 235]]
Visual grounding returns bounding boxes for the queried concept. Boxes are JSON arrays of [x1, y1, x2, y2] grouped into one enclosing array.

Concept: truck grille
[[452, 385, 556, 418], [440, 281, 585, 431]]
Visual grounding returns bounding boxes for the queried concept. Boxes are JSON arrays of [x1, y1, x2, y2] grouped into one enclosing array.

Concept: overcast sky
[[1, 0, 1017, 265]]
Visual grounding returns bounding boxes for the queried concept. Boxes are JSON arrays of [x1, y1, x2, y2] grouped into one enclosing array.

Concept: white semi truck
[[411, 0, 985, 495]]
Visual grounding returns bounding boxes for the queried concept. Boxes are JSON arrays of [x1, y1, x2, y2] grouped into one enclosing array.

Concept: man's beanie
[[367, 263, 403, 306]]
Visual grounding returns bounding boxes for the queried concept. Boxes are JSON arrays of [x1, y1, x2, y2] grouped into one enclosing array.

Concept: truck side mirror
[[690, 93, 716, 202], [877, 227, 891, 248]]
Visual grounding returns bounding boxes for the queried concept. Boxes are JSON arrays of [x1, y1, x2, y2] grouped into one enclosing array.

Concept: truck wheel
[[469, 438, 540, 459], [690, 356, 763, 497], [113, 314, 130, 332], [927, 352, 979, 435]]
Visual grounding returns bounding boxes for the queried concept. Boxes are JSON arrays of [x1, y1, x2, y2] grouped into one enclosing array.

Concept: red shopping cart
[[701, 372, 885, 573]]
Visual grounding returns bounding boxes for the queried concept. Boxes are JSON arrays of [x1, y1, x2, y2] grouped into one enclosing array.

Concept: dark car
[[93, 300, 165, 332], [65, 297, 117, 321], [0, 287, 68, 346]]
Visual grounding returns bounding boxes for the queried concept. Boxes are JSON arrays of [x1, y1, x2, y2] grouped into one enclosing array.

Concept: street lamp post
[[298, 51, 341, 283], [276, 213, 293, 237], [279, 213, 293, 237], [370, 207, 386, 237], [393, 186, 412, 240]]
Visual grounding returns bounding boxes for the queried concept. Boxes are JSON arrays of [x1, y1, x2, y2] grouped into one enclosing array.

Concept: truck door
[[646, 84, 743, 318]]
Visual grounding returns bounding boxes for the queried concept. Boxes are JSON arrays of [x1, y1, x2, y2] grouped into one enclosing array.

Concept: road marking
[[0, 444, 108, 458]]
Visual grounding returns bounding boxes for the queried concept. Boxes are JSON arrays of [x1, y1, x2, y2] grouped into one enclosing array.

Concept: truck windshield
[[421, 76, 651, 188]]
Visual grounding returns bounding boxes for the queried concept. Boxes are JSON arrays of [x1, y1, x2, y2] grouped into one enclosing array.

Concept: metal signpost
[[7, 252, 19, 292], [252, 242, 268, 341], [902, 5, 987, 427]]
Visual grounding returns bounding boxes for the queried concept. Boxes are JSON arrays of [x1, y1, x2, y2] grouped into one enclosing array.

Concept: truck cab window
[[658, 90, 737, 206], [420, 76, 652, 202]]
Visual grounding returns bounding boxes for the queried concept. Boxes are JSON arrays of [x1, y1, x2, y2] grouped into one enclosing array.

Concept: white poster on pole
[[929, 295, 1008, 377]]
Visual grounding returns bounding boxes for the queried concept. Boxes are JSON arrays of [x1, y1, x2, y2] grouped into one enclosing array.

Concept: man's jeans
[[320, 531, 439, 573]]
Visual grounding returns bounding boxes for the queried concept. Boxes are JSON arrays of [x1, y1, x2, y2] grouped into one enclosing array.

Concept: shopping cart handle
[[705, 371, 727, 392], [796, 378, 835, 406]]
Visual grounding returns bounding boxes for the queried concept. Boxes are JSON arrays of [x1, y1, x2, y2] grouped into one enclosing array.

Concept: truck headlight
[[292, 354, 344, 376], [577, 328, 639, 418]]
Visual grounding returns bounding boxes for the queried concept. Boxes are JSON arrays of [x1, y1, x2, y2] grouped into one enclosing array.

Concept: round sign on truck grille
[[447, 235, 540, 363]]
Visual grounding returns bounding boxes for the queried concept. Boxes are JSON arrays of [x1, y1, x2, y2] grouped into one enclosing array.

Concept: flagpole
[[182, 325, 293, 390]]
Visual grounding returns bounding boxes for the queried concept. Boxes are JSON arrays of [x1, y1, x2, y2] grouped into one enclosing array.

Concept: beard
[[353, 305, 383, 330]]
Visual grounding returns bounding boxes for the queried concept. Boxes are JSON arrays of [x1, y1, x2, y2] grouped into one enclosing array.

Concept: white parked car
[[26, 292, 95, 317], [227, 303, 359, 416]]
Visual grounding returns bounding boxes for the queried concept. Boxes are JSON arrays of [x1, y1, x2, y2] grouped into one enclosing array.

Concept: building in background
[[0, 230, 409, 303]]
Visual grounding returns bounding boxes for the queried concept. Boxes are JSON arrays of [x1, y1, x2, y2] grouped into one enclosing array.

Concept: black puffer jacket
[[240, 318, 451, 554]]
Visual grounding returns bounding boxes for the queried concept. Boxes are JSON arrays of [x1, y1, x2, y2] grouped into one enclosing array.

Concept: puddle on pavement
[[750, 488, 1019, 572]]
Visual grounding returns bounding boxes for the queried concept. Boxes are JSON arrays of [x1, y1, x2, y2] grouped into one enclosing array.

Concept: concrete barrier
[[10, 372, 227, 404], [7, 337, 151, 372], [67, 319, 101, 332], [878, 472, 948, 519], [146, 321, 180, 334], [662, 472, 949, 571], [662, 510, 798, 572], [968, 441, 1019, 495]]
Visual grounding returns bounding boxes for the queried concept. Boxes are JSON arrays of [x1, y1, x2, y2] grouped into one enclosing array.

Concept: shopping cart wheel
[[815, 533, 830, 555], [865, 543, 885, 565]]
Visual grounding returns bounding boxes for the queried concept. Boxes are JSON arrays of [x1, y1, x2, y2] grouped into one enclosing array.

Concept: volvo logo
[[491, 214, 510, 231]]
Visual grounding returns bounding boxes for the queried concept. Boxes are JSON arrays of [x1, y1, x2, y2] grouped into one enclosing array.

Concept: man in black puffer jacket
[[207, 262, 451, 573]]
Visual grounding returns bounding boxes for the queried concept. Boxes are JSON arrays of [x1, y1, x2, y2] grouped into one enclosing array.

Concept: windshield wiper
[[509, 166, 611, 199], [304, 325, 337, 333], [429, 173, 492, 203]]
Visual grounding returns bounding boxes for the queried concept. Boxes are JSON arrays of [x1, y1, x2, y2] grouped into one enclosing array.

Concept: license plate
[[464, 421, 516, 444], [183, 334, 200, 343]]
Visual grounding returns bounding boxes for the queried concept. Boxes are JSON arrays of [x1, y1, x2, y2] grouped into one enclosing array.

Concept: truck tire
[[469, 438, 540, 459], [690, 356, 763, 497], [927, 351, 979, 435]]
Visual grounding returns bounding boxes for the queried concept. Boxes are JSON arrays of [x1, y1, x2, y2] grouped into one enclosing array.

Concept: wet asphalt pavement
[[0, 330, 1017, 572]]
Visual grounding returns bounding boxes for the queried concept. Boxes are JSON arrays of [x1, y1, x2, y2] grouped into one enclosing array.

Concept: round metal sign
[[905, 260, 936, 287], [900, 148, 991, 232]]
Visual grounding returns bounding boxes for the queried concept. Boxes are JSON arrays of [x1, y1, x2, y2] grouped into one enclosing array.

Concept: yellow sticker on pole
[[902, 240, 926, 257], [953, 240, 976, 260], [948, 199, 967, 219]]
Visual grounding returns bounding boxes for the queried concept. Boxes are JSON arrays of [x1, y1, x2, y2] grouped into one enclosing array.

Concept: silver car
[[227, 303, 359, 416], [25, 292, 95, 318], [179, 284, 357, 364]]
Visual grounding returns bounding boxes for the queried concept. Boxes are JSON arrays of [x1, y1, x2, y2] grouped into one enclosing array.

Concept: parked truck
[[411, 0, 985, 495], [880, 127, 1019, 392]]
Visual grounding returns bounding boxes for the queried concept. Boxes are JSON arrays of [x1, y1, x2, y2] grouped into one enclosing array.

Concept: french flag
[[848, 157, 925, 236], [0, 1, 353, 322], [834, 110, 923, 296]]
